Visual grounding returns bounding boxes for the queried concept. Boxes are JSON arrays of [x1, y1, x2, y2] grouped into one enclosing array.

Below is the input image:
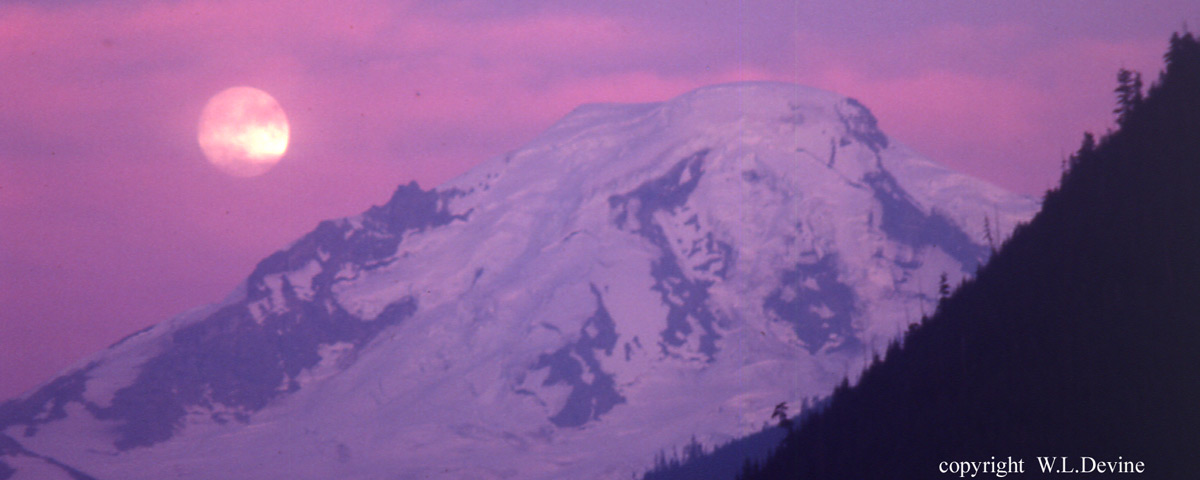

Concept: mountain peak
[[664, 81, 875, 123], [553, 82, 884, 141]]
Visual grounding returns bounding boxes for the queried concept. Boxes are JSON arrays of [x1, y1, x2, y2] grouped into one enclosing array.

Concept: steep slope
[[740, 34, 1200, 479], [0, 82, 1036, 480]]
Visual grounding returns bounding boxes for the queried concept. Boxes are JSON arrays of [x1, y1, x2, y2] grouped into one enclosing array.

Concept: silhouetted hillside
[[640, 428, 788, 480], [731, 32, 1200, 479]]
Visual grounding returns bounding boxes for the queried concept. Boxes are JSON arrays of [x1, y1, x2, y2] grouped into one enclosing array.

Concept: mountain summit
[[1, 82, 1036, 479]]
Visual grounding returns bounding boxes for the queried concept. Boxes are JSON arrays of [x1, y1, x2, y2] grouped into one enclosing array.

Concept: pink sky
[[1, 0, 1195, 399]]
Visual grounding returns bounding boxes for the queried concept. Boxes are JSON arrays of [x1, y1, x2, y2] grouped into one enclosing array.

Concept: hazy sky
[[1, 0, 1196, 399]]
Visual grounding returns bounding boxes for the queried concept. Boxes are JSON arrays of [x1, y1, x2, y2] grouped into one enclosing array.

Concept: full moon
[[198, 86, 289, 177]]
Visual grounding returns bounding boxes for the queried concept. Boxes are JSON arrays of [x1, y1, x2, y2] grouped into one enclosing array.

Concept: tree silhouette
[[982, 216, 995, 253], [1114, 68, 1143, 124], [770, 402, 792, 430]]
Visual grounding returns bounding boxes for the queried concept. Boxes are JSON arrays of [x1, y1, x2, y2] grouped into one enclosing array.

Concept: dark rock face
[[863, 171, 987, 269], [532, 285, 624, 428], [0, 362, 104, 478], [836, 98, 889, 153], [96, 296, 418, 450], [763, 255, 861, 354], [0, 365, 96, 438], [3, 182, 467, 451], [609, 150, 722, 361]]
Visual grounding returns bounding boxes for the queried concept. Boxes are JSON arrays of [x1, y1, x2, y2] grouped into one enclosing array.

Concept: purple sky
[[1, 0, 1195, 400]]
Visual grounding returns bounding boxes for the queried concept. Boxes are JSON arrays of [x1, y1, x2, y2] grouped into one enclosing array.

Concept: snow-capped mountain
[[0, 82, 1038, 480]]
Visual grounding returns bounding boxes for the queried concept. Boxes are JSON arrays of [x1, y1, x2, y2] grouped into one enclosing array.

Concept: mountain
[[0, 82, 1036, 480], [735, 33, 1200, 479]]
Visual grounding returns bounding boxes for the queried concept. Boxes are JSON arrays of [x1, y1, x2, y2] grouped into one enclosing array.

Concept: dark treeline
[[727, 32, 1200, 479], [641, 398, 828, 480]]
